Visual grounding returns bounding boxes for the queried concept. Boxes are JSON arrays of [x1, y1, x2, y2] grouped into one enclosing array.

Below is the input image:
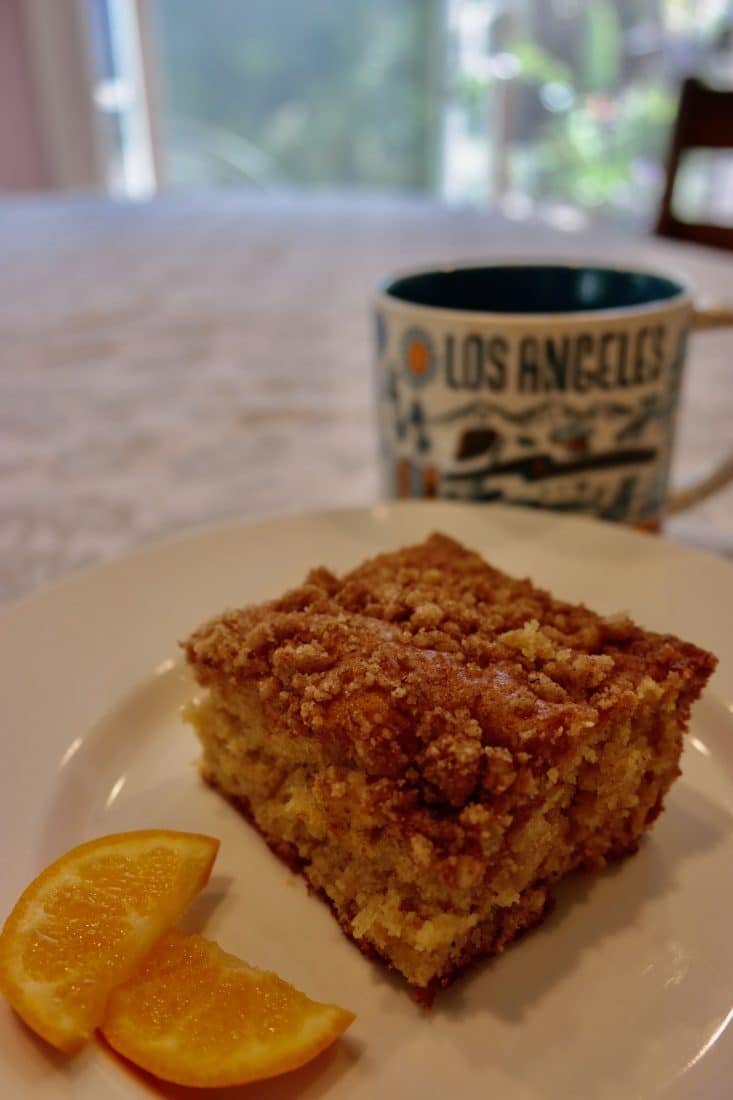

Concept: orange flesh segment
[[0, 830, 218, 1053], [101, 930, 355, 1088]]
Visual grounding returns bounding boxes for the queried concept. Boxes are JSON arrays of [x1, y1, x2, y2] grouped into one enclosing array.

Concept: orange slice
[[101, 930, 355, 1087], [0, 830, 218, 1053]]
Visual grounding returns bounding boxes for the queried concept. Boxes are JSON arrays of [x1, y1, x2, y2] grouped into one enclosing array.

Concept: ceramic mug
[[374, 261, 733, 528]]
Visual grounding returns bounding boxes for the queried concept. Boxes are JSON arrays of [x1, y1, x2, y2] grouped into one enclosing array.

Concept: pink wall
[[0, 0, 49, 190]]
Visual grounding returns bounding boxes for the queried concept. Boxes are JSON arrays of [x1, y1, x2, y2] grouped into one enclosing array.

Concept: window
[[442, 0, 733, 227], [83, 0, 733, 226], [150, 0, 443, 193]]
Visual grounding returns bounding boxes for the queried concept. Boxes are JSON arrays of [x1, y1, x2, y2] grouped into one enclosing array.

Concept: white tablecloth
[[1, 190, 731, 603]]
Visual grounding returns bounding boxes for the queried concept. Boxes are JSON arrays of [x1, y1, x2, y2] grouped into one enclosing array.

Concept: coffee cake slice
[[182, 533, 716, 998]]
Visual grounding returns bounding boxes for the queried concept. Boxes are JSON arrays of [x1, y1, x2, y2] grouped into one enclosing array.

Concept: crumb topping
[[184, 533, 715, 811]]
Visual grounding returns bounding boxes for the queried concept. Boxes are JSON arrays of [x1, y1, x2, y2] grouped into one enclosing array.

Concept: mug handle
[[667, 303, 733, 515]]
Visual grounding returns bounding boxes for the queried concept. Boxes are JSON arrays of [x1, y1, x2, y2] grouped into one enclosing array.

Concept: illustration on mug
[[376, 317, 685, 525]]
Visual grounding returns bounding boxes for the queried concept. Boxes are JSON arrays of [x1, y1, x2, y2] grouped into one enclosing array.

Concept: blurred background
[[2, 0, 732, 231], [1, 0, 732, 602]]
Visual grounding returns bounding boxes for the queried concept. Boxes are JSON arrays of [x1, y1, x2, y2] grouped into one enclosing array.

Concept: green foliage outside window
[[152, 0, 441, 190], [151, 0, 729, 223]]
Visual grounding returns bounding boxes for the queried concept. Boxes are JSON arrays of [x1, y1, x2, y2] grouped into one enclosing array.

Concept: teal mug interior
[[384, 264, 685, 315]]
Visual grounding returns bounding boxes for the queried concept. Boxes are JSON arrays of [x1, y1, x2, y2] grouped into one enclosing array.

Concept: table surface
[[1, 189, 732, 605]]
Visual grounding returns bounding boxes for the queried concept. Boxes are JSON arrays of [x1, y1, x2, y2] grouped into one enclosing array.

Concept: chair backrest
[[655, 77, 733, 251]]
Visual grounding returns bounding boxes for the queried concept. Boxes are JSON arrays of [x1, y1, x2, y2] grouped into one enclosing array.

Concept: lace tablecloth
[[1, 190, 731, 603]]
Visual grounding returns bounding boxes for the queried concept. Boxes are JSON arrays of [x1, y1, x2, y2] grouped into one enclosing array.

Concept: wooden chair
[[655, 77, 733, 251]]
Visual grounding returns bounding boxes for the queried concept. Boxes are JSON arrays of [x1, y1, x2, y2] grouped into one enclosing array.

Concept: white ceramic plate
[[1, 502, 731, 1100]]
